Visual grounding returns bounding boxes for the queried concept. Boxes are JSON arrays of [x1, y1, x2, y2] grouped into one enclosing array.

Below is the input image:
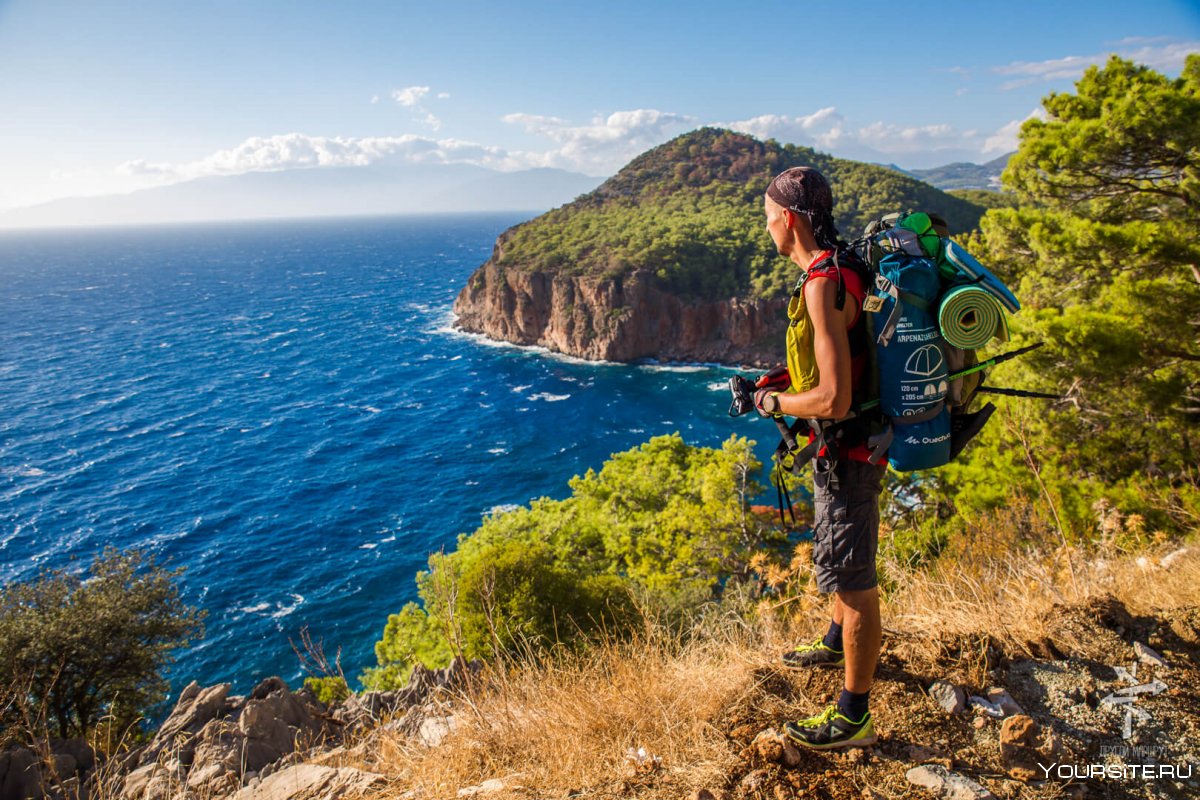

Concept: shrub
[[0, 547, 204, 740]]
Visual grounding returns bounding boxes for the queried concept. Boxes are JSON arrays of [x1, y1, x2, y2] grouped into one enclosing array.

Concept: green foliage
[[0, 548, 204, 741], [947, 189, 1018, 210], [363, 434, 778, 690], [495, 128, 986, 300], [928, 55, 1200, 537], [303, 675, 350, 706]]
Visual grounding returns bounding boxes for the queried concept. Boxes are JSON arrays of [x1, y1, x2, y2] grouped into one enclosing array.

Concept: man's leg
[[838, 586, 880, 694], [785, 459, 884, 748]]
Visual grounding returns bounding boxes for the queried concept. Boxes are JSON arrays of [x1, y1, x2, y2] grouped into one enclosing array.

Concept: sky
[[0, 0, 1197, 212]]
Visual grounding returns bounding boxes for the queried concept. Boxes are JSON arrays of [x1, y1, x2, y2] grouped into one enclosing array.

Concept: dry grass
[[346, 510, 1200, 799]]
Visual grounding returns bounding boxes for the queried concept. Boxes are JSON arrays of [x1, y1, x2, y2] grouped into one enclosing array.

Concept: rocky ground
[[710, 597, 1199, 800], [2, 597, 1195, 800]]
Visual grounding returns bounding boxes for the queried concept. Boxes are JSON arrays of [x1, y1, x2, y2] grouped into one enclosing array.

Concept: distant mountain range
[[1, 150, 1013, 231], [0, 164, 604, 230], [888, 153, 1014, 191]]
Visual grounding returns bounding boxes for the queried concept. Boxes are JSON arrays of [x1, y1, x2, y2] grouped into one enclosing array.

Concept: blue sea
[[0, 214, 781, 695]]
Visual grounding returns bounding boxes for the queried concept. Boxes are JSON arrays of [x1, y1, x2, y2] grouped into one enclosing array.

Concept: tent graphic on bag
[[904, 344, 945, 377]]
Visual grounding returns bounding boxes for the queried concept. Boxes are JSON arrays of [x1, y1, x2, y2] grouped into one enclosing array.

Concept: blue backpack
[[857, 212, 1015, 471]]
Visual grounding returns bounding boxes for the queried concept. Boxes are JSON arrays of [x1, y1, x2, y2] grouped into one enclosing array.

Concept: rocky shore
[[451, 235, 788, 368], [0, 658, 479, 800]]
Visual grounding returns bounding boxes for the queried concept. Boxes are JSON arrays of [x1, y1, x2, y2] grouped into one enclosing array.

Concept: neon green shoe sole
[[782, 638, 845, 669], [785, 705, 877, 750]]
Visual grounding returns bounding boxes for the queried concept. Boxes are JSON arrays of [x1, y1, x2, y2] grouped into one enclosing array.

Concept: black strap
[[775, 468, 796, 529], [977, 385, 1063, 400]]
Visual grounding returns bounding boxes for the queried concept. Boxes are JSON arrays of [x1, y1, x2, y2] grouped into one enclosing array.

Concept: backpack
[[727, 211, 1039, 487], [854, 211, 1014, 471]]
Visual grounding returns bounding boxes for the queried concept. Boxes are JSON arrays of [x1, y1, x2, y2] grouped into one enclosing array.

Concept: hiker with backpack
[[755, 167, 884, 750], [740, 166, 1034, 750]]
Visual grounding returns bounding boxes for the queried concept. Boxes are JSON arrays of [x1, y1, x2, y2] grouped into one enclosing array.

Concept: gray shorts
[[812, 457, 886, 593]]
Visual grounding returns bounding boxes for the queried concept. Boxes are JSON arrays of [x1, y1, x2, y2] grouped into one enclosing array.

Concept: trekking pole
[[856, 341, 1046, 412]]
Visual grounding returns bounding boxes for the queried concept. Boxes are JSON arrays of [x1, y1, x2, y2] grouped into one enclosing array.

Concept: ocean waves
[[0, 215, 778, 694]]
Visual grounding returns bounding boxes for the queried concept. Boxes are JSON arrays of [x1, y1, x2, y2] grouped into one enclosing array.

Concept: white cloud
[[721, 108, 847, 150], [722, 109, 989, 162], [502, 108, 696, 174], [994, 40, 1199, 90], [856, 121, 974, 153], [391, 86, 430, 107], [982, 108, 1046, 155], [370, 95, 380, 104], [117, 133, 524, 182], [389, 85, 446, 130]]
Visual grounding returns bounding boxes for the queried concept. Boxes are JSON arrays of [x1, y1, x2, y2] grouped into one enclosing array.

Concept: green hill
[[495, 128, 986, 301]]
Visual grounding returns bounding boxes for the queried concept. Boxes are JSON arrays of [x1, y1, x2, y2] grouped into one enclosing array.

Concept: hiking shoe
[[782, 638, 845, 669], [785, 705, 877, 750]]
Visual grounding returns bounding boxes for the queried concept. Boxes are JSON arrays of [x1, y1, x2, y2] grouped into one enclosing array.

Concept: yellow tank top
[[786, 276, 819, 394]]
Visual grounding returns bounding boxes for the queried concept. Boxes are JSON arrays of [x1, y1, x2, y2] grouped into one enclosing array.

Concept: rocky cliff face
[[452, 236, 789, 368]]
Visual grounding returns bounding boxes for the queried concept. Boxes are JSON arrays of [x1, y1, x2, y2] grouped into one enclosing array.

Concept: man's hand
[[755, 366, 791, 392], [754, 388, 783, 418]]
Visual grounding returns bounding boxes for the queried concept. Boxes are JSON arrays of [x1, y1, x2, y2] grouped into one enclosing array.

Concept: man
[[754, 166, 885, 750]]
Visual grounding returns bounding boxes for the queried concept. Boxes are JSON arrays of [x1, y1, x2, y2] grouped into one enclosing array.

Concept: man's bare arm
[[774, 278, 854, 420]]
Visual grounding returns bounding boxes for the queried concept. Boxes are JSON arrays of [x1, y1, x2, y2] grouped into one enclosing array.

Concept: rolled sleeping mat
[[941, 240, 1021, 314], [938, 284, 1010, 349]]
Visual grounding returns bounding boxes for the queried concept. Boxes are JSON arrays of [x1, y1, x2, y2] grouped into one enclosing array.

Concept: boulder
[[906, 764, 996, 800], [50, 738, 95, 776], [417, 715, 456, 747], [185, 719, 245, 793], [155, 681, 230, 742], [124, 761, 187, 800], [0, 748, 42, 800], [141, 681, 231, 766], [999, 715, 1060, 782], [229, 764, 385, 800], [928, 681, 967, 715]]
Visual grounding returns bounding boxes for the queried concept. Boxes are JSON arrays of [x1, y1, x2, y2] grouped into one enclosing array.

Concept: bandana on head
[[766, 166, 833, 216]]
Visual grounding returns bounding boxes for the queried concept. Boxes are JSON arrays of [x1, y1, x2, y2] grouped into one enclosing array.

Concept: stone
[[999, 715, 1060, 782], [1133, 641, 1169, 669], [905, 765, 996, 800], [153, 681, 231, 743], [781, 738, 803, 769], [966, 696, 1004, 718], [690, 791, 717, 800], [121, 763, 159, 799], [738, 769, 768, 792], [229, 763, 385, 800], [1159, 547, 1189, 569], [186, 720, 245, 792], [417, 715, 456, 747], [749, 730, 784, 764], [457, 778, 505, 797], [139, 762, 188, 800], [985, 688, 1025, 718], [51, 737, 96, 775], [972, 717, 987, 730], [929, 681, 967, 715], [0, 748, 42, 800]]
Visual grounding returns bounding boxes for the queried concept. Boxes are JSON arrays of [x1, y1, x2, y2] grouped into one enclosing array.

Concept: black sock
[[822, 620, 843, 651], [837, 688, 870, 721]]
